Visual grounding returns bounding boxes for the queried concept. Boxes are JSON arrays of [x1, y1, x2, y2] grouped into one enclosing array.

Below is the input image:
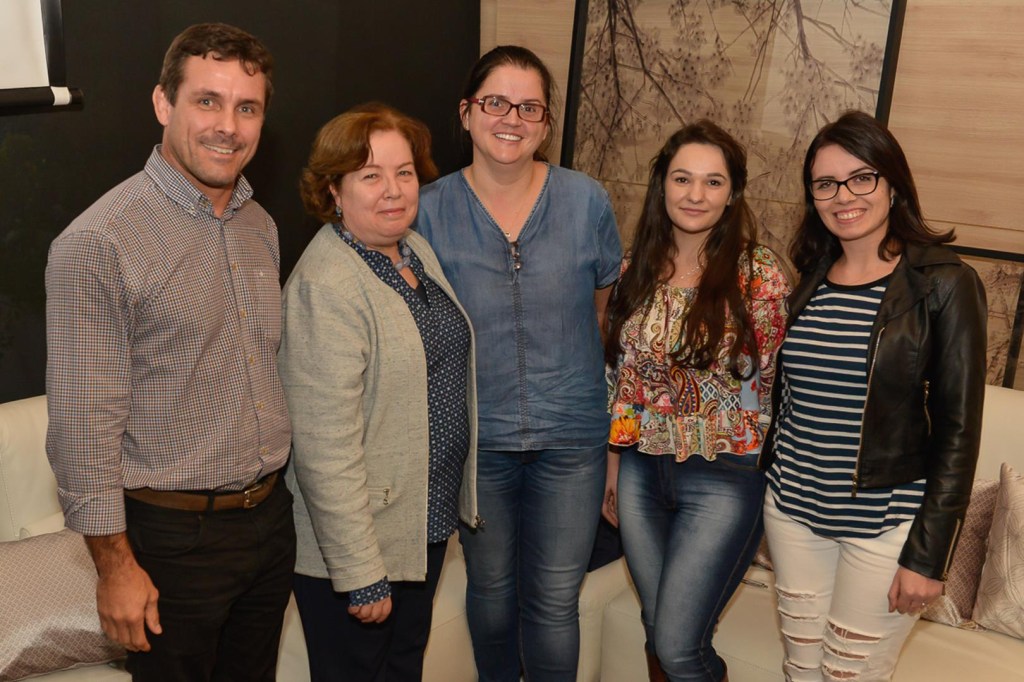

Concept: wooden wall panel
[[888, 0, 1024, 254], [480, 0, 575, 163]]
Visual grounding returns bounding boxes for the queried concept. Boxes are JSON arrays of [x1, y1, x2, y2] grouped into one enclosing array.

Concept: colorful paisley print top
[[608, 245, 790, 461]]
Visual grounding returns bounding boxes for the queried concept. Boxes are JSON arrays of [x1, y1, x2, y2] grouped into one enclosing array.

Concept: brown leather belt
[[124, 472, 279, 512]]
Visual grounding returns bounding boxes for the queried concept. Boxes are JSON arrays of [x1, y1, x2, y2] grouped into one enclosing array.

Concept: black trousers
[[293, 539, 448, 682], [123, 480, 296, 681]]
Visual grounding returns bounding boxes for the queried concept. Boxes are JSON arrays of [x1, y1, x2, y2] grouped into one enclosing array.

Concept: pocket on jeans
[[126, 510, 205, 558], [715, 449, 763, 472]]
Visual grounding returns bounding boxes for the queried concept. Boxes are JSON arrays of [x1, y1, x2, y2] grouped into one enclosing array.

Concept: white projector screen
[[1, 0, 50, 89], [0, 0, 81, 110]]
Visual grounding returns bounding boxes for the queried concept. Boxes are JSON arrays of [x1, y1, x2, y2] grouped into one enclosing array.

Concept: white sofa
[[0, 395, 477, 682], [0, 394, 627, 682], [599, 384, 1024, 682], [2, 386, 1021, 681]]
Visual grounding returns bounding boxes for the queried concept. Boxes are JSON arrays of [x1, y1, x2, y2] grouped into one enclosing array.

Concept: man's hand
[[85, 533, 161, 651], [347, 596, 393, 624]]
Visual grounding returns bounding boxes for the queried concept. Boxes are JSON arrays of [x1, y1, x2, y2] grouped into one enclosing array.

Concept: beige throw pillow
[[922, 478, 999, 627], [973, 463, 1024, 639], [0, 529, 124, 681]]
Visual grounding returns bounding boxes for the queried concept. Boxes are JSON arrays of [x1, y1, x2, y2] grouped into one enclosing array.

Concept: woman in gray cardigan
[[279, 103, 479, 682]]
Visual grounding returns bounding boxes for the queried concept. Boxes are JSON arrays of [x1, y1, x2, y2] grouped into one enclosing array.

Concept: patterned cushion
[[0, 529, 124, 680], [973, 463, 1024, 639], [922, 478, 999, 626]]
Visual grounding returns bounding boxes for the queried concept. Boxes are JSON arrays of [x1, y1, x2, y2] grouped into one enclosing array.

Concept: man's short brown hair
[[159, 23, 274, 107]]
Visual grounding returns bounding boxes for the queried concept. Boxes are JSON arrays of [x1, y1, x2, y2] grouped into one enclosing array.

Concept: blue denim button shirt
[[416, 165, 622, 450]]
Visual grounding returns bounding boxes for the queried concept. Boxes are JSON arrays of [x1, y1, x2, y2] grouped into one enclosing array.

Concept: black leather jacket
[[761, 243, 987, 580]]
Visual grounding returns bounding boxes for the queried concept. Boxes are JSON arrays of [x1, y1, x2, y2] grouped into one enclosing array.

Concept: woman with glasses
[[761, 110, 987, 681], [415, 45, 622, 681]]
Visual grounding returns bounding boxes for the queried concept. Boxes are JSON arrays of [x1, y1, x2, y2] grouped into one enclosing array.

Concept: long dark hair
[[457, 45, 557, 162], [792, 110, 953, 274], [606, 120, 758, 379]]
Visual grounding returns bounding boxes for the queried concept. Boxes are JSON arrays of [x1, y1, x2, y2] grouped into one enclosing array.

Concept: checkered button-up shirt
[[45, 147, 291, 536]]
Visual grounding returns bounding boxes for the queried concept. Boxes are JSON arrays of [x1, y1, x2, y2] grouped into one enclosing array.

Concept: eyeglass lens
[[475, 97, 546, 122], [810, 173, 879, 200]]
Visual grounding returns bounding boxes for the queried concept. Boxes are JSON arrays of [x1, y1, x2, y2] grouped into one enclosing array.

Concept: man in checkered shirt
[[45, 23, 295, 680]]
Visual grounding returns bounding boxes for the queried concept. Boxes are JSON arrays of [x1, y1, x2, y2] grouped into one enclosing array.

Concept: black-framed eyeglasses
[[467, 96, 549, 123], [809, 172, 880, 201]]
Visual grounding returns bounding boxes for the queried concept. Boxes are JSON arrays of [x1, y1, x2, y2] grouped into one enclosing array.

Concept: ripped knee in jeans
[[777, 587, 826, 643], [819, 620, 882, 680]]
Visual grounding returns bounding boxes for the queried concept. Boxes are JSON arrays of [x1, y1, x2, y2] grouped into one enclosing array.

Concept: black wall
[[0, 0, 480, 401]]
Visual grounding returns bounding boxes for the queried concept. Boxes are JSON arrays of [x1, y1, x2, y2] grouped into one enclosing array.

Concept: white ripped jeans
[[763, 494, 921, 682]]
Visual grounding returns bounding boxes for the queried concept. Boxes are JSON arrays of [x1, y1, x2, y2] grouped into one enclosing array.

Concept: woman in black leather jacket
[[761, 111, 986, 681]]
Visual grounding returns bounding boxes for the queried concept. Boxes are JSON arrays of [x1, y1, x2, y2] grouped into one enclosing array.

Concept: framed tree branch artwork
[[562, 0, 906, 254], [562, 0, 1024, 389]]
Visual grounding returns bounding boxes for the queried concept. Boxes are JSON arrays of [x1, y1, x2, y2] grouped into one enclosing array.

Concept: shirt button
[[260, 446, 269, 455], [256, 401, 264, 410], [248, 354, 255, 365], [231, 262, 239, 271], [240, 309, 247, 318]]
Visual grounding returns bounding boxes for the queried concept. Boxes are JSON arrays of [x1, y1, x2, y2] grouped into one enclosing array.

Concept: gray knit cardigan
[[279, 225, 478, 590]]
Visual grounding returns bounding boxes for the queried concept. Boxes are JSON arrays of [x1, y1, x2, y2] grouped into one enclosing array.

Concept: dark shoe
[[645, 646, 668, 682]]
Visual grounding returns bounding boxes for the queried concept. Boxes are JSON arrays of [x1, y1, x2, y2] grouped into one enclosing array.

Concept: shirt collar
[[144, 145, 253, 219]]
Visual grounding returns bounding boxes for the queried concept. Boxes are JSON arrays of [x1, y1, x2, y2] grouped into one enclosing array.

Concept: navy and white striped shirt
[[768, 277, 925, 538]]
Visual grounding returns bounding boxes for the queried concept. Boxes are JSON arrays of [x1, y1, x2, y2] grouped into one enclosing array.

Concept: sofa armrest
[[579, 558, 632, 682], [0, 395, 58, 542]]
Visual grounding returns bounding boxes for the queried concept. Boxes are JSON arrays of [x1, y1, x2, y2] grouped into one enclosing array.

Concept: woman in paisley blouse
[[603, 120, 789, 682]]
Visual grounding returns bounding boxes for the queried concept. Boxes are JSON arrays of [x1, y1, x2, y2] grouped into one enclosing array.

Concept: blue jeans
[[460, 445, 606, 682], [617, 446, 765, 682]]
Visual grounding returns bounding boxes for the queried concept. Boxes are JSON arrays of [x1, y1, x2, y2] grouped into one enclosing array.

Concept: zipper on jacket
[[382, 487, 391, 506], [942, 517, 963, 580], [922, 379, 932, 437], [852, 326, 885, 497]]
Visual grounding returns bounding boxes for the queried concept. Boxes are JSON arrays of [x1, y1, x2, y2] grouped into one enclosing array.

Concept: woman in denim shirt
[[415, 46, 622, 682]]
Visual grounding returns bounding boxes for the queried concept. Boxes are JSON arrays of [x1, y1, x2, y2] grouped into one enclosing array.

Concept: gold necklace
[[669, 259, 704, 283]]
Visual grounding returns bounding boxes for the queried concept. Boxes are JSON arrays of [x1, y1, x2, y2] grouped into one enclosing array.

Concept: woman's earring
[[335, 205, 342, 218]]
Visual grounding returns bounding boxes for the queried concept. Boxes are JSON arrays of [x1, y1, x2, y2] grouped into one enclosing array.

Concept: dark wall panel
[[0, 0, 479, 401]]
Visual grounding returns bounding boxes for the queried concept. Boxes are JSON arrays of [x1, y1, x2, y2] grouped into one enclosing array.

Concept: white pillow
[[973, 462, 1024, 639]]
